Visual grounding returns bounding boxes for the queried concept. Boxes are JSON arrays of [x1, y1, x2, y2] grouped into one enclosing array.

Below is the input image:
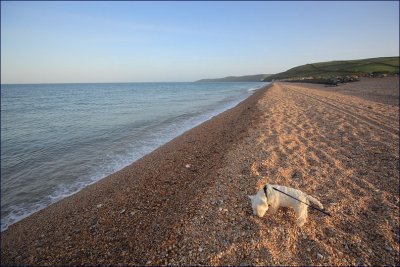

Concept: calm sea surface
[[1, 82, 267, 231]]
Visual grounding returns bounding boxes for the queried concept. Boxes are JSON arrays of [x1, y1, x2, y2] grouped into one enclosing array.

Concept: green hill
[[196, 74, 271, 82], [263, 57, 399, 82]]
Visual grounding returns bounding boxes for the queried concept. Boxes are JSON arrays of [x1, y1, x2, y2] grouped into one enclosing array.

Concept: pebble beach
[[1, 77, 399, 266]]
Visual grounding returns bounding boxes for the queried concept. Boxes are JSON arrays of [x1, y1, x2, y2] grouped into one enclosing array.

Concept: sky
[[1, 1, 399, 83]]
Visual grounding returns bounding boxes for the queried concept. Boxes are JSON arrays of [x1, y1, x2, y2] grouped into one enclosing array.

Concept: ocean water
[[1, 82, 267, 231]]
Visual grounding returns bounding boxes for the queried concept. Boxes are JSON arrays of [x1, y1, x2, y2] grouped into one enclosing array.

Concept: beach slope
[[1, 78, 399, 266]]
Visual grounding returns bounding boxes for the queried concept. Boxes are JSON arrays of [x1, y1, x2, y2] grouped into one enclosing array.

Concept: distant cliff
[[196, 74, 271, 82]]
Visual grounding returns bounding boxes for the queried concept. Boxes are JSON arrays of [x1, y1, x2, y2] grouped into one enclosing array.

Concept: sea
[[1, 82, 267, 231]]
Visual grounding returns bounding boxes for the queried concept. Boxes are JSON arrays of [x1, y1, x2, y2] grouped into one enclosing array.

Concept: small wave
[[1, 201, 48, 232], [247, 84, 265, 92]]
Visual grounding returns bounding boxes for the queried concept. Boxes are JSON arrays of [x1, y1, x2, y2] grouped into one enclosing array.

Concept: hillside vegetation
[[196, 74, 271, 82], [263, 57, 399, 82]]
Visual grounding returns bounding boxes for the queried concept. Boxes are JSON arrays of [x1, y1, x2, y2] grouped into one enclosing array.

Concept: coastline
[[1, 82, 267, 232], [2, 78, 399, 266], [1, 84, 272, 265]]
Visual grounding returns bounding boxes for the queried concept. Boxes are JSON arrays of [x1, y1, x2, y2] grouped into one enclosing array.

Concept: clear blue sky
[[1, 1, 399, 83]]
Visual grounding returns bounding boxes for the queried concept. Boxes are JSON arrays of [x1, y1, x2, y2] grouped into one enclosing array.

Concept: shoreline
[[2, 78, 398, 266], [1, 84, 272, 265], [1, 82, 268, 232]]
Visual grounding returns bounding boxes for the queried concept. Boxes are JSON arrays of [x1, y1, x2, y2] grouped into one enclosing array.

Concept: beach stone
[[291, 170, 302, 179], [96, 204, 103, 208], [120, 209, 126, 214], [317, 253, 324, 260], [90, 218, 98, 226], [90, 226, 97, 234]]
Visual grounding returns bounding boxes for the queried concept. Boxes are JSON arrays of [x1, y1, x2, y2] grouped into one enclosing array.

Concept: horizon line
[[1, 80, 270, 86]]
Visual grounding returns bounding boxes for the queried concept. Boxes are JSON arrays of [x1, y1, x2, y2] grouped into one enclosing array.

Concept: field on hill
[[264, 57, 399, 81]]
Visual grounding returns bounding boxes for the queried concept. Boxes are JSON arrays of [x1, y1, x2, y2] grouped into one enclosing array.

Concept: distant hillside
[[196, 74, 271, 82], [263, 57, 399, 82]]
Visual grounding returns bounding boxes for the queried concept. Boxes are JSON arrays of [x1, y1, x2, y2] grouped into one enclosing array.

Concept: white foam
[[247, 84, 265, 92]]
